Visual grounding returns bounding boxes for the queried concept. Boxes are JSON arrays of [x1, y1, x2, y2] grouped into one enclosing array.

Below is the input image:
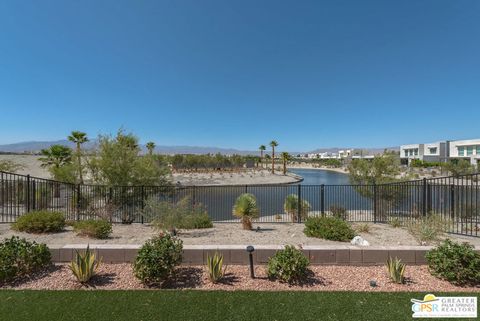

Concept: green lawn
[[0, 290, 478, 321]]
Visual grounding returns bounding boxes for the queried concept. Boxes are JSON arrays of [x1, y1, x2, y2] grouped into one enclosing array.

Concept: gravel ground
[[3, 263, 480, 292], [1, 222, 480, 246]]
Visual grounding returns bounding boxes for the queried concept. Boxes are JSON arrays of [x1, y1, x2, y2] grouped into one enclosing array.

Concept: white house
[[400, 141, 448, 164], [449, 139, 480, 166]]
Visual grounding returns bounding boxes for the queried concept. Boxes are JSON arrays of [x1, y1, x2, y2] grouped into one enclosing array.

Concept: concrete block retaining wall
[[49, 244, 437, 265]]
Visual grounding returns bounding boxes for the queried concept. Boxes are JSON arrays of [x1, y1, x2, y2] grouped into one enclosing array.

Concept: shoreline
[[288, 164, 349, 175]]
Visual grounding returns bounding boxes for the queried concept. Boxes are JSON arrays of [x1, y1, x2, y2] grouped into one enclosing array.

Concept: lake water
[[289, 168, 350, 185]]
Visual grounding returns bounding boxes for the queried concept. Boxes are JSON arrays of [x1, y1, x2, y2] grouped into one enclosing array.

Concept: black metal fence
[[1, 171, 479, 237]]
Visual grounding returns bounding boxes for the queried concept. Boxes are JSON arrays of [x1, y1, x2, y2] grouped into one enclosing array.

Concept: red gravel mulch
[[2, 264, 480, 292]]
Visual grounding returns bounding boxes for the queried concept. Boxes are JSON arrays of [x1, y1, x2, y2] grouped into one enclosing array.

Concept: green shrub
[[304, 216, 355, 241], [329, 205, 348, 220], [0, 236, 51, 282], [267, 245, 310, 283], [143, 196, 213, 233], [407, 213, 449, 244], [133, 234, 183, 285], [426, 239, 480, 286], [232, 193, 259, 230], [12, 211, 65, 233], [70, 245, 102, 284], [283, 194, 311, 222], [73, 219, 112, 239]]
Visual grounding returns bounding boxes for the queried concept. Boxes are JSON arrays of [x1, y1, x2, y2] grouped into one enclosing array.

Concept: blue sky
[[0, 1, 479, 151]]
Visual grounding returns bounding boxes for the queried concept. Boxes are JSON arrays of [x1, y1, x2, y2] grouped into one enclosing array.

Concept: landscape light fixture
[[246, 245, 255, 278]]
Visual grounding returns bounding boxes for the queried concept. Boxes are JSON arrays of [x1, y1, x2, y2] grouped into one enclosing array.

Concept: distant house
[[400, 138, 480, 166]]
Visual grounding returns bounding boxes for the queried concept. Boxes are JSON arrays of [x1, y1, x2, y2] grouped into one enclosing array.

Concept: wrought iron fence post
[[450, 184, 455, 220], [422, 178, 427, 217], [31, 180, 36, 210], [141, 185, 145, 224], [297, 184, 302, 223], [373, 183, 377, 224], [321, 184, 325, 216], [76, 184, 81, 221], [26, 175, 31, 213], [245, 185, 248, 194]]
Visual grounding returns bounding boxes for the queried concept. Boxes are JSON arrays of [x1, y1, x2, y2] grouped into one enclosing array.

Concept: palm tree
[[258, 145, 266, 168], [232, 193, 259, 230], [280, 152, 291, 175], [68, 131, 88, 184], [39, 145, 73, 169], [146, 141, 156, 155], [269, 140, 278, 174]]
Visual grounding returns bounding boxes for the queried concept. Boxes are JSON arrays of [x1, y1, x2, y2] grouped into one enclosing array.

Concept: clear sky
[[0, 0, 479, 151]]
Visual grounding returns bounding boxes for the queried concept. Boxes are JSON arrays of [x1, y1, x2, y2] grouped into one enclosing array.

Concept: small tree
[[68, 131, 89, 184], [442, 160, 475, 177], [232, 193, 259, 230], [146, 142, 156, 155], [348, 152, 405, 220], [259, 145, 266, 168], [270, 140, 278, 174], [280, 152, 291, 175]]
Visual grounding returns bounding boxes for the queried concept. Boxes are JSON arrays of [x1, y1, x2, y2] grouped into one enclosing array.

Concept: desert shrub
[[206, 252, 226, 284], [143, 196, 212, 233], [73, 219, 112, 239], [232, 193, 259, 230], [133, 234, 183, 285], [329, 205, 347, 220], [304, 216, 355, 241], [267, 245, 309, 283], [356, 223, 370, 233], [426, 239, 480, 285], [406, 213, 449, 244], [0, 236, 51, 282], [12, 211, 65, 233], [283, 194, 311, 222], [388, 217, 402, 228], [385, 256, 406, 284], [70, 245, 102, 284]]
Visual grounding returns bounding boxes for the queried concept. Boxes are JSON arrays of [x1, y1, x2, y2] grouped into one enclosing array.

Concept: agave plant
[[385, 256, 406, 284], [284, 194, 311, 222], [232, 193, 259, 230], [70, 245, 102, 284], [206, 252, 227, 283]]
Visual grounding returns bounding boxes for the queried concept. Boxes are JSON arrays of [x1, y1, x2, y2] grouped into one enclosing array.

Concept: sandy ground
[[3, 263, 480, 292], [1, 222, 479, 247], [173, 169, 301, 186], [1, 154, 301, 185]]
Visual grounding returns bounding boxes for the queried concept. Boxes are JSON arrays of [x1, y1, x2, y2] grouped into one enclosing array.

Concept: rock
[[351, 236, 370, 246]]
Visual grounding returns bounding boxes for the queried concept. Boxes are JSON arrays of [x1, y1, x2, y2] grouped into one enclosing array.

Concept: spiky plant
[[70, 245, 102, 284], [284, 194, 311, 222], [206, 252, 226, 283], [232, 193, 259, 230], [385, 256, 406, 284]]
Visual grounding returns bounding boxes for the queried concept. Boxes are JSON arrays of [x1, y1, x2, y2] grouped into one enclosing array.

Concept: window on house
[[404, 150, 408, 157], [458, 146, 465, 156], [429, 147, 437, 154], [414, 149, 418, 156], [476, 145, 480, 155], [467, 146, 473, 156]]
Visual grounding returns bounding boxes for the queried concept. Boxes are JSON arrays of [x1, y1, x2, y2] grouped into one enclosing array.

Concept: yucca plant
[[284, 194, 311, 223], [70, 245, 102, 284], [385, 256, 406, 284], [232, 193, 259, 230], [206, 252, 226, 283]]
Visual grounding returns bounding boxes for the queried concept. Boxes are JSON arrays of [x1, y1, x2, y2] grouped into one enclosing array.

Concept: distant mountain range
[[0, 140, 399, 155]]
